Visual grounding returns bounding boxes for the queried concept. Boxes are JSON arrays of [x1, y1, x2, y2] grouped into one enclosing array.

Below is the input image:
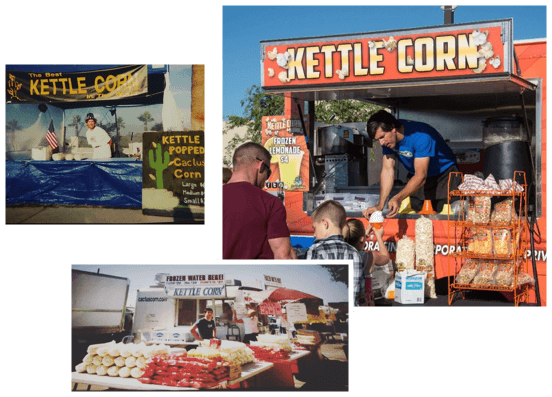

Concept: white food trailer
[[132, 273, 264, 345], [72, 269, 132, 367]]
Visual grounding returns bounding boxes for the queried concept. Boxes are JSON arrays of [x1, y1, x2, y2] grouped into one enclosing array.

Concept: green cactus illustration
[[148, 144, 170, 189]]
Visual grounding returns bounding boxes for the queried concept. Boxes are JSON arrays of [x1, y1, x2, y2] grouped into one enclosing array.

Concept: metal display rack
[[446, 171, 531, 306]]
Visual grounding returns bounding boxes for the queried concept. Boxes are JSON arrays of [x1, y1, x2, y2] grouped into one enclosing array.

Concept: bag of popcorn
[[395, 236, 415, 272], [415, 216, 436, 298]]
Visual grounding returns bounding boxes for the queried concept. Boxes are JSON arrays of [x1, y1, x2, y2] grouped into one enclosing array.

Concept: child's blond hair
[[311, 200, 347, 228], [344, 218, 366, 251]]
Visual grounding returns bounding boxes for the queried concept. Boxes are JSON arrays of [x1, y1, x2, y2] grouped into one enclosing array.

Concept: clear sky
[[72, 264, 349, 308], [223, 5, 547, 119]]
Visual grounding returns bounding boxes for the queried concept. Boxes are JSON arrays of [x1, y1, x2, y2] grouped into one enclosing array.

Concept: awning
[[271, 74, 538, 113], [247, 288, 323, 305], [6, 64, 167, 109]]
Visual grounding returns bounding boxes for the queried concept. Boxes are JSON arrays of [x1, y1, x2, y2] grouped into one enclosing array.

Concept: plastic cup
[[371, 222, 383, 230]]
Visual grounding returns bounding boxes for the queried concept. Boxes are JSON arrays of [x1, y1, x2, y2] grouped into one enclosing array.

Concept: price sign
[[259, 302, 283, 316], [285, 303, 308, 323]]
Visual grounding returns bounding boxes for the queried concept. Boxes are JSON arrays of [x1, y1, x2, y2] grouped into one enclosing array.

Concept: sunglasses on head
[[255, 157, 272, 178]]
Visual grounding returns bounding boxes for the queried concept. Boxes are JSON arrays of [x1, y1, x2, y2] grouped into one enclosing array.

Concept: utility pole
[[191, 65, 205, 131]]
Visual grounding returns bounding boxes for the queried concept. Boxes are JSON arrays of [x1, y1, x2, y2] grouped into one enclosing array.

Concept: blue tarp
[[291, 235, 315, 249], [6, 161, 142, 207]]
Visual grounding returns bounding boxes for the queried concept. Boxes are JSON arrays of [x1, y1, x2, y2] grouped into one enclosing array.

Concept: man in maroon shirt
[[223, 142, 296, 259]]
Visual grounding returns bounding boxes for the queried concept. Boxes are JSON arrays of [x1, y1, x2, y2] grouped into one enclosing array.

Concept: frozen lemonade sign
[[262, 115, 309, 192]]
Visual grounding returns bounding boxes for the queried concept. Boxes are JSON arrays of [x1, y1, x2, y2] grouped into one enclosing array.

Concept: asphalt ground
[[6, 204, 204, 224], [294, 339, 348, 391], [375, 277, 538, 306]]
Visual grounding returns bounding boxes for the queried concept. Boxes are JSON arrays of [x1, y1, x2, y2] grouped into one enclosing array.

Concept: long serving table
[[71, 372, 197, 391], [70, 352, 312, 391], [6, 160, 142, 207], [253, 350, 311, 389], [227, 361, 274, 388], [71, 362, 275, 391]]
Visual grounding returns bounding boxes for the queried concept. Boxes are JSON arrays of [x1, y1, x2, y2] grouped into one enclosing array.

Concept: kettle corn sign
[[142, 131, 205, 214], [6, 65, 147, 103], [262, 23, 506, 88]]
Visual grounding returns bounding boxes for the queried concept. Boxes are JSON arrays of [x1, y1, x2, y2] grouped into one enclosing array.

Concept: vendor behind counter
[[363, 110, 461, 218]]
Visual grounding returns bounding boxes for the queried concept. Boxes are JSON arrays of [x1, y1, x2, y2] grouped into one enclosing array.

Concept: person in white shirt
[[84, 113, 112, 159], [234, 304, 259, 344]]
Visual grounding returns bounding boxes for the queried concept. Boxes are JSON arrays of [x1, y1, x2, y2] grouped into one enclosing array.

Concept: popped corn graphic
[[383, 36, 397, 52], [267, 47, 278, 60], [278, 71, 291, 83], [470, 29, 499, 74], [478, 42, 494, 59], [336, 67, 348, 80], [472, 29, 489, 46], [489, 56, 501, 69], [277, 52, 293, 69]]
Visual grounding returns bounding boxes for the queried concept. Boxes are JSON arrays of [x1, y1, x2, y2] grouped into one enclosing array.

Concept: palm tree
[[68, 115, 81, 136], [137, 111, 154, 132], [116, 117, 126, 135], [151, 122, 163, 132], [107, 117, 126, 134], [6, 119, 22, 132]]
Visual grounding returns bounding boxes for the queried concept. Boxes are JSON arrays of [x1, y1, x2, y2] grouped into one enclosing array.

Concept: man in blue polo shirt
[[363, 110, 460, 218]]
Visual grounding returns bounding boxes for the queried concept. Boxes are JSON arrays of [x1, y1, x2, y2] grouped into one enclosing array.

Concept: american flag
[[45, 119, 58, 149]]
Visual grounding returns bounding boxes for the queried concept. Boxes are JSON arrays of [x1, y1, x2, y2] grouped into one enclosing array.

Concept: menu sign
[[285, 303, 308, 323], [165, 274, 225, 286], [233, 303, 247, 320], [142, 131, 205, 216], [164, 274, 225, 298], [261, 116, 309, 192]]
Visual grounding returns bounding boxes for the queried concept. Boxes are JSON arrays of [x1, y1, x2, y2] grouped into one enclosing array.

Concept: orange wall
[[284, 40, 546, 305]]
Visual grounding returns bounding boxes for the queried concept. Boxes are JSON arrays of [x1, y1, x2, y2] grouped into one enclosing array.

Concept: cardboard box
[[32, 146, 52, 161], [227, 363, 242, 381], [147, 328, 194, 343], [394, 270, 425, 304]]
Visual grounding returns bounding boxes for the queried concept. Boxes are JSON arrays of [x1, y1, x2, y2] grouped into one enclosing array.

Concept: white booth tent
[[5, 64, 182, 160], [5, 65, 188, 208]]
